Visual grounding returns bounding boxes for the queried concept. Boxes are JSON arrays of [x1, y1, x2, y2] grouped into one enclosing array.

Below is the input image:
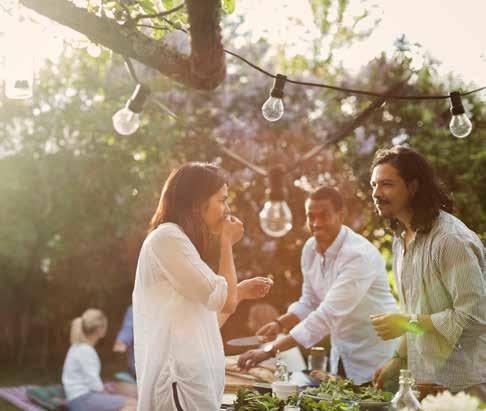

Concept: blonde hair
[[70, 308, 108, 344]]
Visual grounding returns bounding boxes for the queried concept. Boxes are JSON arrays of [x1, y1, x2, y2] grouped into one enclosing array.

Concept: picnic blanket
[[0, 385, 47, 411], [0, 377, 131, 411]]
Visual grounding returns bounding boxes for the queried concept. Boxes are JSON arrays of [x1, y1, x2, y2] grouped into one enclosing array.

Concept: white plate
[[226, 336, 264, 347]]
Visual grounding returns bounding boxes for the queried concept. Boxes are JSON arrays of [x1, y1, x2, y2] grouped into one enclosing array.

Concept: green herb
[[234, 388, 285, 411], [233, 379, 392, 411]]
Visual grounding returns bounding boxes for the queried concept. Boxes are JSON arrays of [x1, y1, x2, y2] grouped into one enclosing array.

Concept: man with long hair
[[370, 146, 486, 401]]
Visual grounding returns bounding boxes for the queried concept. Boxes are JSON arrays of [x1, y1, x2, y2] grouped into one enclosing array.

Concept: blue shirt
[[116, 305, 135, 376]]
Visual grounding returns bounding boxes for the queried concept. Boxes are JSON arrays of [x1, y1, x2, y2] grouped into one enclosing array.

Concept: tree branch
[[287, 77, 411, 172], [20, 0, 226, 90], [133, 3, 185, 22]]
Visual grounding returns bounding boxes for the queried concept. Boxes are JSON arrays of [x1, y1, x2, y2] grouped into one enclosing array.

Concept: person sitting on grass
[[62, 308, 137, 411]]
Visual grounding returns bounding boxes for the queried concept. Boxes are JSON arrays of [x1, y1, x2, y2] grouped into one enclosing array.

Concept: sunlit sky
[[0, 0, 486, 86], [237, 0, 486, 86]]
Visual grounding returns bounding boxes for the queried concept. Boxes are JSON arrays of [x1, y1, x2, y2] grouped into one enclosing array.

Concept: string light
[[261, 74, 286, 122], [149, 22, 483, 137], [112, 83, 151, 135], [449, 91, 472, 138], [3, 7, 34, 100], [259, 166, 293, 237]]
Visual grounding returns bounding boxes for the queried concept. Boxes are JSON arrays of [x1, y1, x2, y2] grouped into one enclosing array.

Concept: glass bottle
[[308, 346, 328, 371], [389, 369, 422, 410], [274, 352, 289, 382]]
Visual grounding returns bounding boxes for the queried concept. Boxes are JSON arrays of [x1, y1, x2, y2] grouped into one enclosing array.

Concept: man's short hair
[[308, 186, 343, 211]]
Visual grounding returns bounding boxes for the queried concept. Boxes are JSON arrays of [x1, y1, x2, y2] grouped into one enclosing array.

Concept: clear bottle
[[389, 369, 422, 410], [274, 352, 289, 382]]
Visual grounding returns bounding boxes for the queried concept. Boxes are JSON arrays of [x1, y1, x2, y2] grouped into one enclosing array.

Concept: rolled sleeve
[[290, 310, 332, 348], [287, 300, 314, 320], [431, 235, 486, 347], [430, 309, 464, 347], [149, 227, 228, 312]]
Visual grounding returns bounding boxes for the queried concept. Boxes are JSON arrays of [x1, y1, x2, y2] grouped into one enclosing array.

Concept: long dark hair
[[371, 146, 453, 233], [148, 162, 226, 257]]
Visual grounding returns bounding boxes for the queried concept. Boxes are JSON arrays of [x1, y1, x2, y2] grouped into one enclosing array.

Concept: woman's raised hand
[[221, 215, 244, 245], [238, 277, 273, 301]]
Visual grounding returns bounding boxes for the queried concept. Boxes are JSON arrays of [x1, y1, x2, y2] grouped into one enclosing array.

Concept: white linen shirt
[[62, 343, 104, 401], [289, 225, 399, 385], [133, 223, 228, 411]]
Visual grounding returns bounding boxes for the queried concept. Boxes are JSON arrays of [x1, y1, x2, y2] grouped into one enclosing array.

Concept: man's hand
[[237, 349, 271, 370], [373, 357, 401, 389], [238, 277, 273, 301], [113, 340, 127, 353], [256, 321, 280, 343], [370, 312, 410, 340]]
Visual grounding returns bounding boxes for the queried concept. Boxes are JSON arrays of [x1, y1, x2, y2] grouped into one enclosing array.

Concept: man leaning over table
[[369, 146, 486, 402], [238, 185, 399, 385]]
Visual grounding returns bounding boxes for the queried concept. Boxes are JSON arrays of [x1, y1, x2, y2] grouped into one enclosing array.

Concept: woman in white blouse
[[133, 162, 272, 411]]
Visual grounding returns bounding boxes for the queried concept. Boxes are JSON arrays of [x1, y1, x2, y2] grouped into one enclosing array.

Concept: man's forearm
[[272, 335, 299, 354], [276, 313, 301, 331], [397, 335, 407, 357]]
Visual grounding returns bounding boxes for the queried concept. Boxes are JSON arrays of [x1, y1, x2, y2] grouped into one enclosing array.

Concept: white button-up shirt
[[289, 225, 399, 385]]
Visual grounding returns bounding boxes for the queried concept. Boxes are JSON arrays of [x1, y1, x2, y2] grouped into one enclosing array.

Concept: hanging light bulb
[[4, 16, 34, 100], [262, 74, 286, 121], [5, 72, 34, 100], [112, 83, 151, 135], [259, 165, 293, 237], [449, 91, 472, 138]]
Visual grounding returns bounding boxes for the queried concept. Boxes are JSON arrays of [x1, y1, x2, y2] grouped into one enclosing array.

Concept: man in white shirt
[[238, 186, 398, 385]]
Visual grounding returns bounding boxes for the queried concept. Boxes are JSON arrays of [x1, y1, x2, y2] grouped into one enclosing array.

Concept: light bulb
[[5, 78, 33, 100], [261, 74, 287, 122], [4, 15, 34, 100], [112, 84, 150, 136], [449, 114, 472, 138], [449, 91, 472, 138], [112, 107, 140, 135], [262, 97, 284, 122], [259, 200, 293, 237], [87, 43, 102, 58], [4, 55, 34, 100]]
